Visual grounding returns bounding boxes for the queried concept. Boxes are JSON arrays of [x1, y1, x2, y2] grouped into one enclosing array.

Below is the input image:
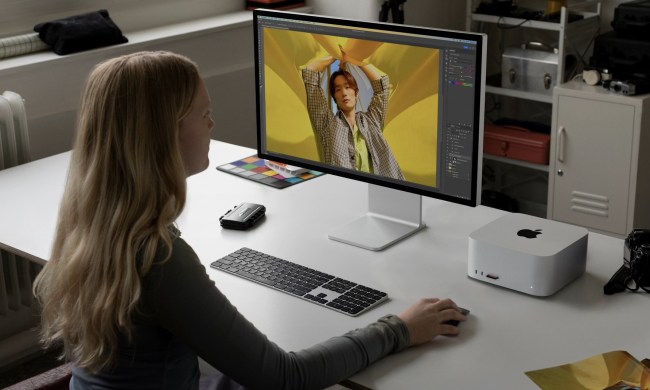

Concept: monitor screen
[[254, 9, 486, 250]]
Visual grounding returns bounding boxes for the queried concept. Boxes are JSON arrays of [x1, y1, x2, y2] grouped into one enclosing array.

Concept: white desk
[[1, 140, 648, 389]]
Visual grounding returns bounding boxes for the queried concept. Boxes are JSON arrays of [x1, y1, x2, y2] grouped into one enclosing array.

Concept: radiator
[[0, 91, 41, 368]]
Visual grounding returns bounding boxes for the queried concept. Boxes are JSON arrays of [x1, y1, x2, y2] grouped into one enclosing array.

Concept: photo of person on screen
[[301, 49, 405, 180]]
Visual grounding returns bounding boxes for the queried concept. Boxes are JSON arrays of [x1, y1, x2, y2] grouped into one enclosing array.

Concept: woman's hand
[[399, 298, 467, 346], [339, 45, 365, 69]]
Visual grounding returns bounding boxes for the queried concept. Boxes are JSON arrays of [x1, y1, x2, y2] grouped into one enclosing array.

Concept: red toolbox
[[483, 123, 550, 165]]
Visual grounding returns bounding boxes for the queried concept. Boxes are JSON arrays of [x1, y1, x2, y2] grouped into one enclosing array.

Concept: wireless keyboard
[[210, 247, 388, 316]]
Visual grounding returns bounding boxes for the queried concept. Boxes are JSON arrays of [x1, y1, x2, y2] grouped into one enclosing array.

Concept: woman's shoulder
[[141, 233, 210, 301], [167, 235, 201, 269], [145, 233, 201, 278]]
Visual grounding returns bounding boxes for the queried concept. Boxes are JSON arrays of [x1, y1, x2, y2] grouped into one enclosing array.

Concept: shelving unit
[[465, 0, 600, 216], [483, 154, 548, 172]]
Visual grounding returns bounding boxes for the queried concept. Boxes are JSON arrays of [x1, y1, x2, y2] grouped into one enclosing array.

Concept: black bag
[[604, 229, 650, 294], [34, 9, 128, 55], [589, 31, 650, 80], [611, 0, 650, 38]]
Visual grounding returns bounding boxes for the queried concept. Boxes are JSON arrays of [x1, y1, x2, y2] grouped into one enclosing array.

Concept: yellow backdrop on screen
[[263, 28, 439, 187]]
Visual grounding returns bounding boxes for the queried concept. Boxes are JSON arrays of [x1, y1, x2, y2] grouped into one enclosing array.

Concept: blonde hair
[[33, 51, 201, 372]]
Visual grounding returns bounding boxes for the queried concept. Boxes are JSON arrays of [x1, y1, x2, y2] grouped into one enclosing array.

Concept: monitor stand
[[328, 184, 426, 251]]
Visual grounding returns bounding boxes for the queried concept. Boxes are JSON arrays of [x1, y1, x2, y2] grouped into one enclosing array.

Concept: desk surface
[[1, 140, 648, 389]]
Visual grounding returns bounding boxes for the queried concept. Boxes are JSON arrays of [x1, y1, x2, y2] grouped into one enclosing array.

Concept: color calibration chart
[[217, 156, 323, 189]]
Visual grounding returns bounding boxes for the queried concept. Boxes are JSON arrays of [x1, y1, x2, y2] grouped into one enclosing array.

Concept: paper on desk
[[525, 350, 650, 390]]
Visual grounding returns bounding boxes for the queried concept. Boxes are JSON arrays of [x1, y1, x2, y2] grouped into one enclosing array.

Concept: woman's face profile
[[178, 79, 214, 177]]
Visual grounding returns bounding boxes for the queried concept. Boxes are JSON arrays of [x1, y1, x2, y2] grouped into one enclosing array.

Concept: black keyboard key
[[236, 269, 276, 287], [349, 306, 363, 315]]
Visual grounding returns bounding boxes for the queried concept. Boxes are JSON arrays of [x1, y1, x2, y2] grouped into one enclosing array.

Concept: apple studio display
[[253, 9, 487, 251]]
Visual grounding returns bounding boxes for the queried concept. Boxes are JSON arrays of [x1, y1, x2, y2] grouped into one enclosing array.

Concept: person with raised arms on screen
[[302, 49, 405, 180], [33, 51, 466, 390]]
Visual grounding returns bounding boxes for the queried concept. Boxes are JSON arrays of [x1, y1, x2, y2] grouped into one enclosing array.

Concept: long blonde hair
[[33, 51, 200, 372]]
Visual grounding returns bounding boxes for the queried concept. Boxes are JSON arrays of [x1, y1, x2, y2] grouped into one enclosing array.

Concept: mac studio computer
[[253, 9, 487, 251]]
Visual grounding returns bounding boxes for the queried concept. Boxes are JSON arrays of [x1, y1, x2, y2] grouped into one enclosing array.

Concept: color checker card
[[217, 156, 323, 189]]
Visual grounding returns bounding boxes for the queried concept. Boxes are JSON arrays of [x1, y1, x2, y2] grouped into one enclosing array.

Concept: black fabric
[[626, 244, 650, 292], [34, 10, 127, 55], [605, 230, 650, 295], [604, 264, 630, 295]]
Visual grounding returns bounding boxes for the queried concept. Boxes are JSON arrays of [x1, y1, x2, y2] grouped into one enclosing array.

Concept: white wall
[[404, 0, 466, 30], [1, 2, 255, 161], [600, 0, 630, 32], [310, 0, 384, 22], [311, 0, 466, 30], [0, 16, 256, 160], [0, 0, 243, 37]]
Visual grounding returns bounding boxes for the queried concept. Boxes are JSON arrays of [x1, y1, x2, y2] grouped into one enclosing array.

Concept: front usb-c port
[[486, 274, 499, 280]]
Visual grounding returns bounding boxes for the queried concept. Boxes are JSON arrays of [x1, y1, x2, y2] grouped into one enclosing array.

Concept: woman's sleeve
[[365, 75, 390, 132], [302, 67, 333, 140], [148, 238, 410, 390]]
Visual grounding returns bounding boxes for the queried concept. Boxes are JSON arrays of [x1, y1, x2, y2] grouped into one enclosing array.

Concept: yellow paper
[[526, 351, 650, 390]]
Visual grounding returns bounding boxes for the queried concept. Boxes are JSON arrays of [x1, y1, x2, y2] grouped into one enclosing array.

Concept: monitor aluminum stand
[[328, 184, 426, 251]]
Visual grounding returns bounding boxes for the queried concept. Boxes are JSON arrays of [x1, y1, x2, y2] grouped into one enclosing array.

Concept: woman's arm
[[302, 58, 336, 155], [363, 70, 390, 131], [147, 239, 465, 389], [358, 64, 382, 82], [146, 238, 413, 389]]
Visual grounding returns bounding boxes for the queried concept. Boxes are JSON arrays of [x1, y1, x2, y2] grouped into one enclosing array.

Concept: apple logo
[[517, 229, 542, 239]]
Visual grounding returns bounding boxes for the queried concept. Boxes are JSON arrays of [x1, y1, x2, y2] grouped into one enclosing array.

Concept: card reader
[[219, 203, 266, 230]]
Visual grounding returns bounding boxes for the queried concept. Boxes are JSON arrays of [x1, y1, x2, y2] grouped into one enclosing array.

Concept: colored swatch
[[217, 155, 323, 189]]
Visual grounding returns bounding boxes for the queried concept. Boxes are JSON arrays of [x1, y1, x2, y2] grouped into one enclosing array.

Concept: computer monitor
[[254, 9, 486, 251]]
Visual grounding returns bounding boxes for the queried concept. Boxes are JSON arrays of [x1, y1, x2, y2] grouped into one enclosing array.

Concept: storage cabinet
[[548, 81, 650, 237], [465, 0, 601, 216]]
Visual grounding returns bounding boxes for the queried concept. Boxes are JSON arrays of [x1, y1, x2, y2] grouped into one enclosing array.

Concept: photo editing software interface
[[254, 10, 485, 250]]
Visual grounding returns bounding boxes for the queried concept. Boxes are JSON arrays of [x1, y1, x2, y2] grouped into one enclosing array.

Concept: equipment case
[[483, 124, 550, 165], [611, 0, 650, 38], [501, 43, 559, 95], [590, 31, 650, 79]]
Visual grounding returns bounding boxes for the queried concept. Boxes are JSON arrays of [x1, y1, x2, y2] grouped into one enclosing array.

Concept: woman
[[302, 52, 404, 180], [33, 51, 466, 389]]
